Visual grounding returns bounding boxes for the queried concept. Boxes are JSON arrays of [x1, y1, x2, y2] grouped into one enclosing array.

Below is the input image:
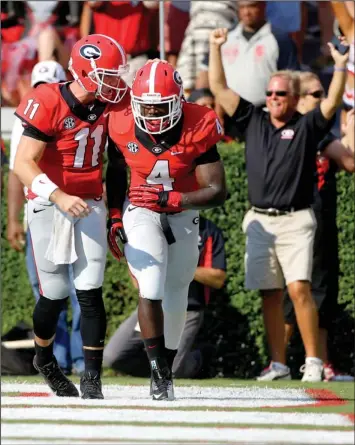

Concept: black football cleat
[[80, 372, 104, 399], [150, 358, 175, 401], [33, 355, 79, 397]]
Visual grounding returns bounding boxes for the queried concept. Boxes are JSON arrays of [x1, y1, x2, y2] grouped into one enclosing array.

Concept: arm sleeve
[[230, 97, 255, 136], [106, 136, 127, 211], [274, 29, 300, 70]]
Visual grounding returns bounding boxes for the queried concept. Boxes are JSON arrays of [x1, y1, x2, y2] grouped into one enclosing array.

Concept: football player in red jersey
[[107, 60, 227, 400], [13, 34, 129, 399]]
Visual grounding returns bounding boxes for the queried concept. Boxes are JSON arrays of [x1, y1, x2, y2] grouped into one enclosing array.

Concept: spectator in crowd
[[316, 2, 335, 66], [265, 1, 308, 63], [80, 1, 159, 86], [104, 216, 227, 379], [177, 1, 237, 95], [164, 1, 190, 67], [331, 1, 355, 127], [197, 1, 300, 107], [7, 60, 85, 376], [257, 72, 354, 381], [1, 1, 81, 106], [187, 88, 215, 109], [209, 27, 349, 382]]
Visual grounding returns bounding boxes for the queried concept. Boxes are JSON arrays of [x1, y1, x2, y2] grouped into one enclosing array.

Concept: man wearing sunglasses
[[209, 27, 350, 382], [261, 71, 354, 381]]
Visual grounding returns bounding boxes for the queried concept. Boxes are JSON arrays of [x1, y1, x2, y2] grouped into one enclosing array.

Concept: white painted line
[[1, 441, 237, 445], [1, 384, 315, 408], [1, 407, 352, 427], [2, 423, 354, 444]]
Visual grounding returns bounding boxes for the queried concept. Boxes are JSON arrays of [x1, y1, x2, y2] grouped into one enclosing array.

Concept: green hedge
[[1, 143, 354, 377]]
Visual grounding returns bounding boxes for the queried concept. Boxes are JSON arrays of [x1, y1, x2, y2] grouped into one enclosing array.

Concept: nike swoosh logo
[[127, 206, 138, 212], [171, 151, 184, 156], [33, 209, 45, 214], [103, 112, 110, 118], [148, 345, 157, 349]]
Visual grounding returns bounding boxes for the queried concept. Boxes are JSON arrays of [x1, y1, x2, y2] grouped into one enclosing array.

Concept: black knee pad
[[76, 287, 106, 347], [33, 295, 68, 340]]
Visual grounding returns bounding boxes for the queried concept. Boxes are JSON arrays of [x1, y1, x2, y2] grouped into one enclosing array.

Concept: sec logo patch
[[63, 116, 75, 129], [127, 142, 139, 153]]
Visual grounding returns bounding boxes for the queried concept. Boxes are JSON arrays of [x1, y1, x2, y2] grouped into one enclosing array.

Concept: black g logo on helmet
[[79, 44, 102, 60], [173, 70, 182, 86]]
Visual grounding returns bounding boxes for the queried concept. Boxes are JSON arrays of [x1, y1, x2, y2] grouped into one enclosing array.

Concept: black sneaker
[[150, 358, 174, 401], [80, 372, 104, 399], [33, 355, 79, 397]]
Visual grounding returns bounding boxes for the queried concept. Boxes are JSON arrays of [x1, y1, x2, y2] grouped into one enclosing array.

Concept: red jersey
[[109, 101, 223, 212], [15, 83, 110, 199]]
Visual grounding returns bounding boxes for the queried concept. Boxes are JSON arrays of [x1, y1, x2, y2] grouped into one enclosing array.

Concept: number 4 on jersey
[[147, 160, 174, 191]]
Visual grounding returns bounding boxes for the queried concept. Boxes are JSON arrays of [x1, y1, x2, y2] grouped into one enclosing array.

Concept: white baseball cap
[[31, 60, 67, 87]]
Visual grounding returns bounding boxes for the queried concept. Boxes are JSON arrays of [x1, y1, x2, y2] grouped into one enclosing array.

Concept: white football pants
[[122, 199, 199, 350], [27, 198, 107, 300]]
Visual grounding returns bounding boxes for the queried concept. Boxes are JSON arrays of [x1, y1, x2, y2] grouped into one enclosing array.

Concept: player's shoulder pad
[[183, 102, 223, 146], [108, 89, 134, 135], [108, 88, 131, 113], [15, 84, 60, 134]]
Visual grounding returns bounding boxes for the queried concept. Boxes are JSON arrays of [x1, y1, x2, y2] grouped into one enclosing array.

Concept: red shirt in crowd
[[92, 1, 158, 56]]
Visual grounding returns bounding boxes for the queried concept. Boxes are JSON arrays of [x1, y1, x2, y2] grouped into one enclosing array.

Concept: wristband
[[31, 173, 58, 200], [334, 67, 346, 72]]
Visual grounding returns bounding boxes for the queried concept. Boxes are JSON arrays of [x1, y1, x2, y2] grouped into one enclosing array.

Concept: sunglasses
[[306, 90, 324, 98], [266, 90, 288, 97]]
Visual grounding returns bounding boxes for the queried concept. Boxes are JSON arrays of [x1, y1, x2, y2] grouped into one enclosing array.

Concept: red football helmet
[[131, 61, 184, 134], [68, 34, 129, 103]]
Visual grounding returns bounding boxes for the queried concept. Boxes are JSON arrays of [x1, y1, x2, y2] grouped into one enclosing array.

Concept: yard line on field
[[2, 423, 354, 444], [2, 407, 352, 427], [1, 438, 262, 445], [1, 384, 316, 408]]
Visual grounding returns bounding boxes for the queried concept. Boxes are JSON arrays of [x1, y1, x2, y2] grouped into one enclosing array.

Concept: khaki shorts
[[242, 208, 317, 290]]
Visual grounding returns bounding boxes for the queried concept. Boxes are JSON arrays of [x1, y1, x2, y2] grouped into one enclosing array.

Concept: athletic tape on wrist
[[31, 173, 58, 200]]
